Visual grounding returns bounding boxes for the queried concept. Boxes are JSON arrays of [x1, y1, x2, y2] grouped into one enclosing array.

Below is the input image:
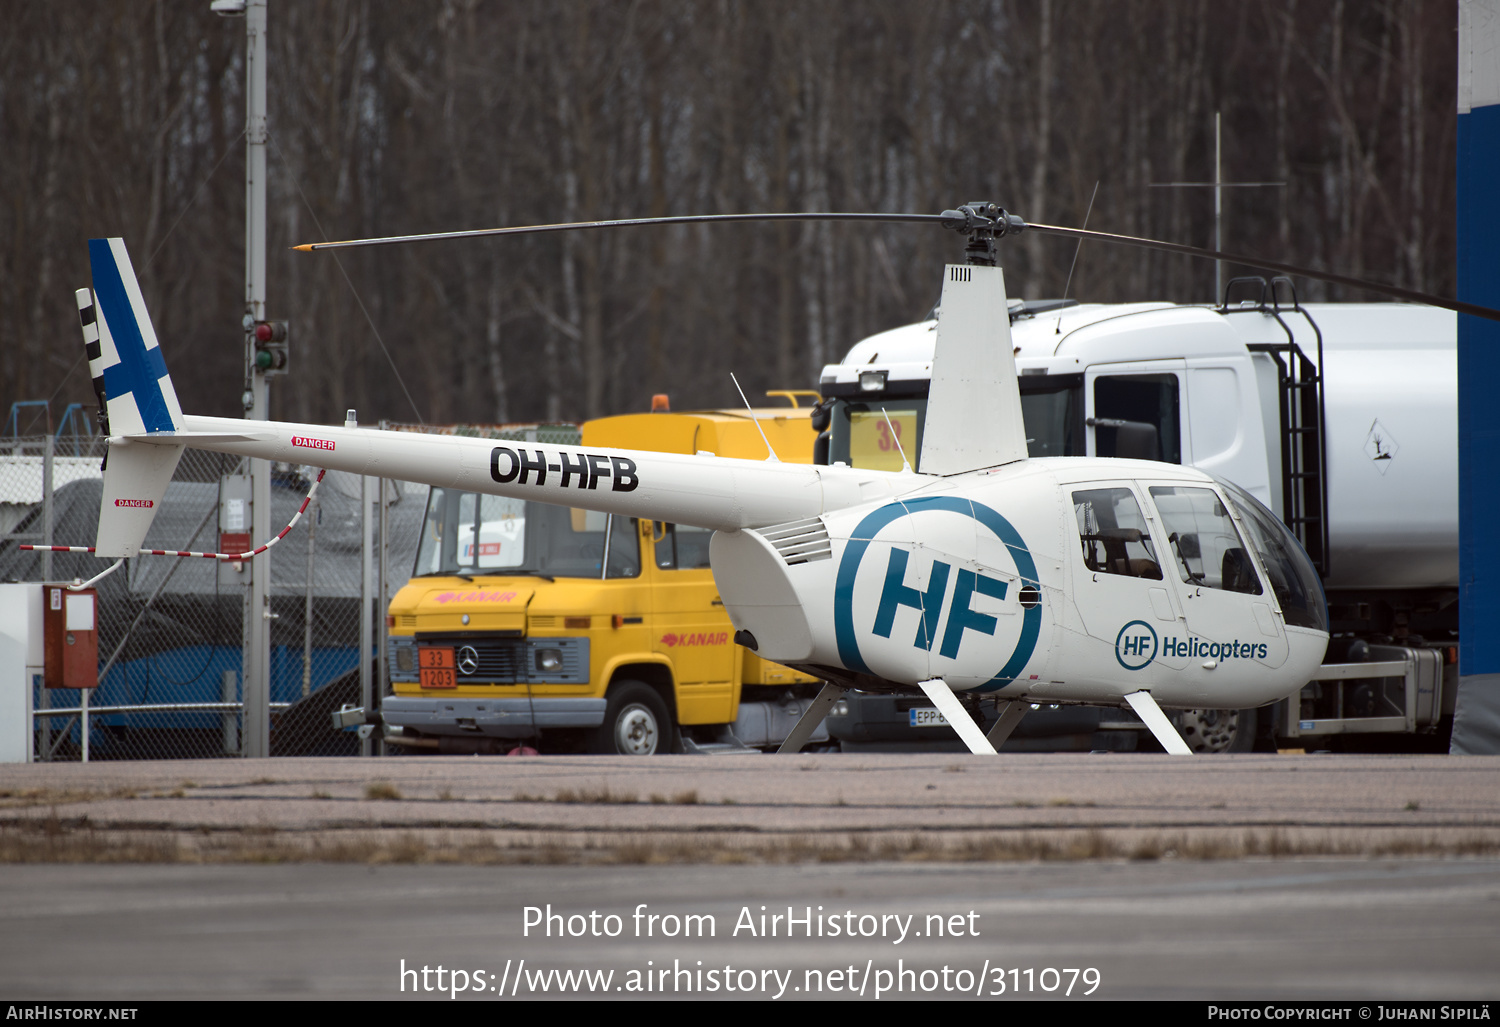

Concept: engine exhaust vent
[[758, 517, 832, 565]]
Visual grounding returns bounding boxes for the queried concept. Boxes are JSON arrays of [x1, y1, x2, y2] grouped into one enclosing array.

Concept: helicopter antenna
[[881, 408, 912, 473], [1058, 181, 1100, 335], [730, 372, 779, 462]]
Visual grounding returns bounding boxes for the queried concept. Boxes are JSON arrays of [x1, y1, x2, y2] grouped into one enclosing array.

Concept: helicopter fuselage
[[713, 455, 1327, 711], [164, 414, 1327, 712]]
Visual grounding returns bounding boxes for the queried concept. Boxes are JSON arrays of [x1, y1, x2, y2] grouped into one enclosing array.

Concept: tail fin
[[94, 439, 184, 557], [87, 238, 184, 437], [84, 238, 184, 557], [917, 263, 1028, 475]]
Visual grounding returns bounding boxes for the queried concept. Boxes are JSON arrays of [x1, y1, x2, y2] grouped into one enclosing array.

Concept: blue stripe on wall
[[1458, 103, 1500, 674], [38, 646, 359, 733]]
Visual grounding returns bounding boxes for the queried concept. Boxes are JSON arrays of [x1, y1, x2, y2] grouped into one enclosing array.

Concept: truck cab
[[379, 400, 826, 754]]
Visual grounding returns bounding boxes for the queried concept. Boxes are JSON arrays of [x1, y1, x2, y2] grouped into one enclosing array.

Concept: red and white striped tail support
[[22, 469, 326, 561]]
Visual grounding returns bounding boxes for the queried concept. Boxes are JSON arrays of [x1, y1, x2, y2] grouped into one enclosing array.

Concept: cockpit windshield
[[1215, 477, 1328, 632], [413, 488, 640, 580]]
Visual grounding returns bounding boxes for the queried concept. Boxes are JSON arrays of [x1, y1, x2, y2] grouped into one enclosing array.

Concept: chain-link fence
[[1, 423, 580, 761], [0, 433, 421, 760]]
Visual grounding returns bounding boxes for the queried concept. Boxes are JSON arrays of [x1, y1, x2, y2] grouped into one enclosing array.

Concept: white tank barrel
[[1295, 305, 1456, 591]]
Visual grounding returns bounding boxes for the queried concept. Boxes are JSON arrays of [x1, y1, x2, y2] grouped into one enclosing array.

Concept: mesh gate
[[0, 424, 578, 760], [0, 439, 375, 756]]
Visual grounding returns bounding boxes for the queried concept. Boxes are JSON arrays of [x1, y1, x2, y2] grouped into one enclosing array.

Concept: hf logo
[[873, 550, 1008, 660], [833, 496, 1042, 693], [1115, 620, 1159, 670]]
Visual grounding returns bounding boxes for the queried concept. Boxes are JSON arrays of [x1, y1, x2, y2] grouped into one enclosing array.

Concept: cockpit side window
[[1072, 487, 1163, 580], [1148, 486, 1263, 595]]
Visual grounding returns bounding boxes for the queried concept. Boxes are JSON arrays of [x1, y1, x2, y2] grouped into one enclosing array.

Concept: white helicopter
[[60, 205, 1498, 755]]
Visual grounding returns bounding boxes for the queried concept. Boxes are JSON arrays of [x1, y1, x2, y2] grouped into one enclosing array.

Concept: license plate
[[419, 647, 456, 689], [908, 707, 948, 727]]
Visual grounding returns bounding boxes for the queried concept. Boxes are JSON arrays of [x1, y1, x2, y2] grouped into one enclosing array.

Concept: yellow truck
[[378, 395, 826, 754]]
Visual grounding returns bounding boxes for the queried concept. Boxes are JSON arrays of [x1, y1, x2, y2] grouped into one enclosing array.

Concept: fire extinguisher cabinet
[[43, 586, 98, 692]]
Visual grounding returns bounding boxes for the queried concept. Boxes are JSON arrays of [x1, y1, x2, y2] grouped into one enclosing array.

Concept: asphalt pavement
[[2, 753, 1498, 1001]]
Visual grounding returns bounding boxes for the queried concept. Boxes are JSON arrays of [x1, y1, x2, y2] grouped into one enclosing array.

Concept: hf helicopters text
[[62, 204, 1416, 756]]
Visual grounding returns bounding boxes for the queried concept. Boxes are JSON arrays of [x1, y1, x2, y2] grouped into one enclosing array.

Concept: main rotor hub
[[938, 201, 1026, 266]]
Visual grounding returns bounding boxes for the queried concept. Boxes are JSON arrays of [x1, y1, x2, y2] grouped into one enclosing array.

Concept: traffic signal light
[[252, 320, 288, 374]]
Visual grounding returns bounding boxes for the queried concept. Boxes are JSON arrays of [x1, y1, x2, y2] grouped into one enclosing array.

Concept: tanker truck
[[813, 278, 1454, 753]]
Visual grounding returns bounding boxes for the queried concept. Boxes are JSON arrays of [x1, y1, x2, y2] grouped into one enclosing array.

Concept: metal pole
[[40, 436, 52, 761], [377, 476, 388, 756], [240, 0, 271, 758], [360, 474, 373, 757], [41, 434, 53, 582], [80, 687, 89, 763], [221, 669, 240, 754], [37, 679, 48, 762], [1214, 111, 1223, 305], [302, 491, 315, 698], [1148, 121, 1280, 306]]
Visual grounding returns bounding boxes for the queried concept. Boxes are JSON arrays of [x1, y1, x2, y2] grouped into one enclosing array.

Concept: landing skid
[[917, 679, 997, 754], [778, 682, 1195, 756], [1123, 690, 1193, 755], [985, 700, 1028, 749], [776, 682, 847, 754]]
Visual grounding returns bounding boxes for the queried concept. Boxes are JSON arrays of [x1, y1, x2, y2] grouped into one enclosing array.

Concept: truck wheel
[[592, 682, 671, 755], [1177, 707, 1256, 754]]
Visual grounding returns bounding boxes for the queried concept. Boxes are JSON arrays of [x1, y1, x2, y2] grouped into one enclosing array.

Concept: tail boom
[[162, 414, 870, 532]]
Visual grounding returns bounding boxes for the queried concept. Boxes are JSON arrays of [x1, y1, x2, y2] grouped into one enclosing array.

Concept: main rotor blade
[[293, 205, 1500, 323], [1028, 222, 1500, 323], [293, 212, 945, 252]]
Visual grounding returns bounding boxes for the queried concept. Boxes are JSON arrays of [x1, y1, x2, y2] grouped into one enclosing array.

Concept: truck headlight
[[395, 647, 414, 672], [535, 648, 564, 673], [859, 370, 887, 392]]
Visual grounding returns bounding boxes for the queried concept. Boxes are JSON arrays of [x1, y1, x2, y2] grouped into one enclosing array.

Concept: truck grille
[[390, 634, 589, 685], [759, 517, 832, 565]]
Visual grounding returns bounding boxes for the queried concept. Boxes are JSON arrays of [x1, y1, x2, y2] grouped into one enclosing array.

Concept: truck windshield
[[824, 375, 1082, 468], [413, 488, 640, 579], [826, 398, 928, 471]]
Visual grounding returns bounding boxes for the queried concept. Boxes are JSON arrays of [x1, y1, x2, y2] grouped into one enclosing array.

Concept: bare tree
[[0, 0, 1461, 428]]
